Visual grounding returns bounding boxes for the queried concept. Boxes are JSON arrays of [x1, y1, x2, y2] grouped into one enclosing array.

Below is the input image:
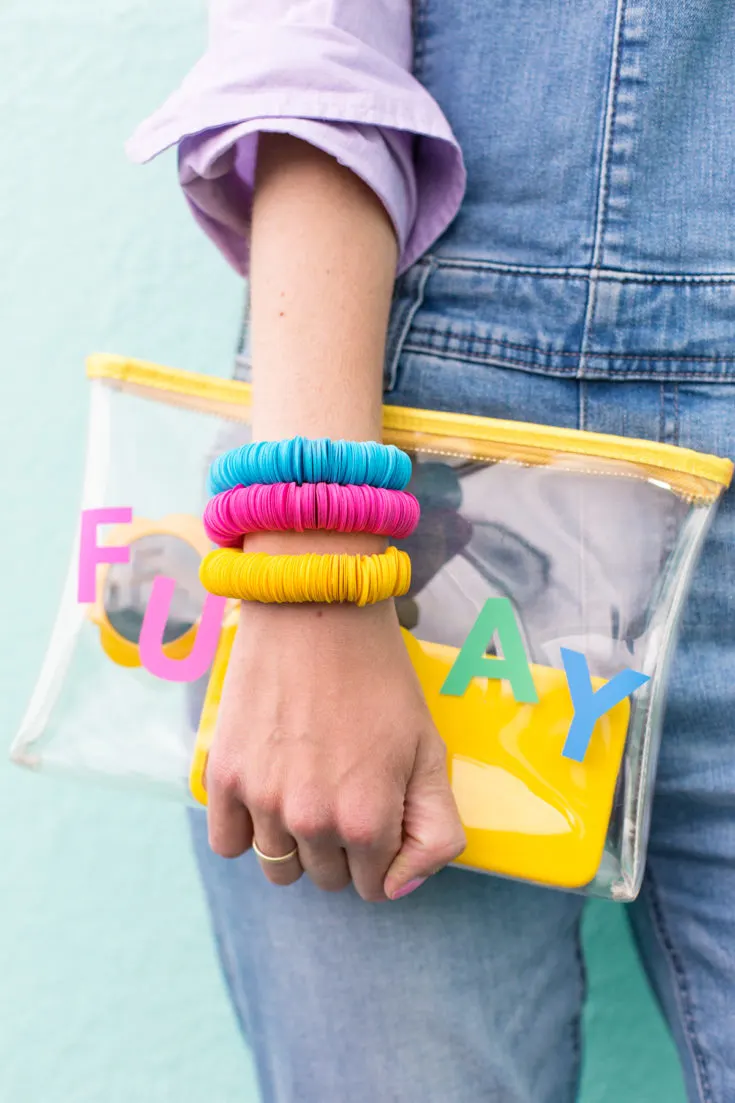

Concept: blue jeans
[[190, 359, 735, 1103]]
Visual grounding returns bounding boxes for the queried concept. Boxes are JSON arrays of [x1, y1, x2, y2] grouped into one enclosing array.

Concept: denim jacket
[[132, 0, 735, 384], [388, 0, 735, 387]]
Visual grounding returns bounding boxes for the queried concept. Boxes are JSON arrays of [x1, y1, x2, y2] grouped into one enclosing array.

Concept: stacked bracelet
[[204, 483, 420, 547], [200, 546, 411, 606], [200, 437, 416, 607]]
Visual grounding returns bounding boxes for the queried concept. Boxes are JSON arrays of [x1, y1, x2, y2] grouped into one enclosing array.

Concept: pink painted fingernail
[[390, 877, 427, 900]]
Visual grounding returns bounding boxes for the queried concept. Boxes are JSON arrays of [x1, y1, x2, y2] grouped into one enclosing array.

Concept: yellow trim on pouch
[[192, 620, 630, 890], [87, 353, 733, 494]]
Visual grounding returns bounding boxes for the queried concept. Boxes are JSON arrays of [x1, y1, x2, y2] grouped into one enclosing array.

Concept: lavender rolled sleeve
[[126, 0, 466, 275]]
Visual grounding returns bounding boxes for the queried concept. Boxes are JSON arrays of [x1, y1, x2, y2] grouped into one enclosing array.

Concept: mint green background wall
[[0, 3, 685, 1100]]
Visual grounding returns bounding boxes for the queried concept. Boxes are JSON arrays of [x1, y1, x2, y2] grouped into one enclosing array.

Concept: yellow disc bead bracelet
[[199, 545, 411, 606]]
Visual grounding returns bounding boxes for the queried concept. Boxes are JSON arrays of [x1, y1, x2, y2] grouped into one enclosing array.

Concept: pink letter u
[[139, 576, 227, 683]]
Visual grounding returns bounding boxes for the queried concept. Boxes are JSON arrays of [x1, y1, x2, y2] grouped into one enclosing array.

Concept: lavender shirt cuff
[[126, 1, 466, 276]]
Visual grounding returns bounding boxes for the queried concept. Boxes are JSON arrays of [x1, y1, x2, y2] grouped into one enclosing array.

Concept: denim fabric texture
[[400, 0, 735, 380], [192, 3, 735, 1101]]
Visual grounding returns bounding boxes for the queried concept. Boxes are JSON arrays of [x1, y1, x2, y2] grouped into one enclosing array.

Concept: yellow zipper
[[87, 353, 733, 498]]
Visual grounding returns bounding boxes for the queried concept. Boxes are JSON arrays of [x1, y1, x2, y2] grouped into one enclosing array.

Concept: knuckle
[[206, 758, 241, 797], [337, 807, 390, 850], [247, 785, 282, 819], [340, 820, 381, 850], [285, 801, 335, 842]]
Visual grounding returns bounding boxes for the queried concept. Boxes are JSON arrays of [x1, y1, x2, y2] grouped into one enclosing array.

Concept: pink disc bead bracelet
[[204, 482, 421, 547]]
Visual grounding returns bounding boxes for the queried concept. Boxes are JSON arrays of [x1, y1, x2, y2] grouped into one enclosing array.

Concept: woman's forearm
[[250, 133, 398, 444], [247, 133, 399, 559]]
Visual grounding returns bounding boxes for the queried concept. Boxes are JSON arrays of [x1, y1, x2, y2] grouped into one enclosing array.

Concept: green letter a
[[440, 598, 538, 703]]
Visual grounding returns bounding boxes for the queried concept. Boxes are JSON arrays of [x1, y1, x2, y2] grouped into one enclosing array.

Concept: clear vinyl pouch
[[12, 354, 733, 901]]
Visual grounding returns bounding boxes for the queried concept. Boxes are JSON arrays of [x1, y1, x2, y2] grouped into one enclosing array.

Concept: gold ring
[[253, 840, 299, 864]]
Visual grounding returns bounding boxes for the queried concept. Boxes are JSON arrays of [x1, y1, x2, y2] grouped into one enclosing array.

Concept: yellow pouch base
[[192, 621, 629, 891]]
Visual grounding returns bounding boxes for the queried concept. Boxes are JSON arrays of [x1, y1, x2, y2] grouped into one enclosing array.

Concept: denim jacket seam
[[581, 365, 735, 379], [402, 342, 735, 382], [641, 872, 714, 1103], [660, 383, 680, 447], [385, 258, 437, 390], [406, 324, 735, 364], [402, 342, 576, 377], [579, 0, 629, 376], [425, 256, 735, 285], [595, 0, 634, 263], [673, 382, 680, 445]]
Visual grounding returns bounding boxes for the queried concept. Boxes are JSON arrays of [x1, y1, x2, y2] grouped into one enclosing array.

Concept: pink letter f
[[77, 507, 133, 603]]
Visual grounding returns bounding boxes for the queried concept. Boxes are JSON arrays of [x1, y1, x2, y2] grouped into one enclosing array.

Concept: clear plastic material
[[12, 356, 732, 901]]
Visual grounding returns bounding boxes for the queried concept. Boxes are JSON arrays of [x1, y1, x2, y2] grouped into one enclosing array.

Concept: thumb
[[383, 742, 466, 901]]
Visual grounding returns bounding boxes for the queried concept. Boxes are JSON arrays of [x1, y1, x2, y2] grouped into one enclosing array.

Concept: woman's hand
[[205, 595, 466, 902]]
